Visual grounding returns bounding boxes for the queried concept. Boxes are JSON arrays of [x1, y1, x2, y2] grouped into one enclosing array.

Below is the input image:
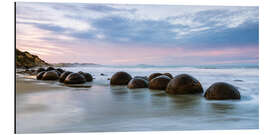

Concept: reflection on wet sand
[[209, 103, 235, 114], [16, 75, 258, 133]]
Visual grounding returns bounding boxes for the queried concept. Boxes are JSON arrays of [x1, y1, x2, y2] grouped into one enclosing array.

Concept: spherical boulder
[[204, 82, 241, 100], [163, 73, 173, 79], [166, 74, 203, 94], [64, 73, 86, 84], [59, 71, 73, 83], [56, 68, 65, 74], [36, 67, 45, 73], [110, 71, 132, 85], [36, 71, 46, 80], [46, 66, 55, 71], [149, 75, 171, 90], [53, 70, 61, 76], [128, 78, 148, 89], [78, 71, 93, 82], [148, 73, 163, 81], [42, 71, 59, 80], [134, 76, 148, 81]]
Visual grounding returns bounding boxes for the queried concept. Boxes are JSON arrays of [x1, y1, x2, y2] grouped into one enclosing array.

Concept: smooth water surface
[[16, 66, 259, 133]]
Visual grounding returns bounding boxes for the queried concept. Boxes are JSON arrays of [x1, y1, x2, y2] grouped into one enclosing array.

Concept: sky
[[16, 2, 259, 66]]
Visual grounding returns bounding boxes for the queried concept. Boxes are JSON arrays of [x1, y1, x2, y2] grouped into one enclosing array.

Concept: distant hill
[[16, 49, 49, 68], [136, 64, 157, 67]]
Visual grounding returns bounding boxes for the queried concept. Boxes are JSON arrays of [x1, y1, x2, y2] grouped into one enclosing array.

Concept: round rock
[[163, 73, 173, 79], [148, 73, 163, 81], [42, 71, 59, 80], [36, 67, 45, 73], [128, 78, 148, 89], [64, 73, 86, 84], [59, 71, 73, 83], [46, 66, 55, 71], [134, 76, 148, 81], [204, 82, 241, 100], [53, 70, 61, 76], [56, 68, 65, 74], [149, 75, 171, 90], [166, 74, 203, 94], [110, 71, 132, 85], [78, 72, 93, 82], [36, 71, 46, 80]]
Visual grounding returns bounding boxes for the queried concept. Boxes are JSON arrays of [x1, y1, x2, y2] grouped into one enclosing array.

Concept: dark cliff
[[16, 49, 49, 68]]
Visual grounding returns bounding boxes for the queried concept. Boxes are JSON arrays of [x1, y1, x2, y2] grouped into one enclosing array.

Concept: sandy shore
[[15, 68, 258, 133], [16, 74, 65, 94]]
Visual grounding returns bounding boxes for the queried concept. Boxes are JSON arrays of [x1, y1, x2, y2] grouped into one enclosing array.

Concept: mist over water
[[16, 65, 259, 133]]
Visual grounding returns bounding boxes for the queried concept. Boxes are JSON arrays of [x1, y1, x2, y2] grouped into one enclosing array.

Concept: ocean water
[[16, 65, 259, 133]]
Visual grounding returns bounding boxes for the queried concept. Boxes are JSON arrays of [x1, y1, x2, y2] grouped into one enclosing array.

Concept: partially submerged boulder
[[78, 71, 93, 82], [166, 74, 203, 94], [128, 78, 148, 89], [149, 73, 173, 81], [36, 67, 45, 73], [56, 68, 65, 74], [54, 70, 61, 76], [36, 71, 46, 80], [148, 73, 163, 81], [64, 73, 86, 84], [100, 73, 106, 76], [41, 71, 59, 80], [163, 73, 173, 79], [149, 75, 171, 90], [59, 71, 73, 83], [204, 82, 241, 100], [110, 71, 132, 85], [134, 76, 148, 81], [46, 66, 55, 71]]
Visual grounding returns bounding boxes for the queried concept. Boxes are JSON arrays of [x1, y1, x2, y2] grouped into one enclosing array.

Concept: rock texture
[[166, 74, 203, 94], [110, 71, 132, 85], [149, 75, 171, 90], [59, 71, 73, 83], [56, 68, 65, 74], [148, 73, 163, 81], [149, 73, 173, 81], [204, 82, 241, 100], [128, 78, 149, 89], [16, 49, 49, 68], [46, 66, 55, 71], [163, 73, 173, 79], [36, 67, 45, 73], [64, 73, 86, 84], [78, 71, 93, 82], [36, 71, 46, 80], [41, 71, 59, 80], [134, 76, 148, 81]]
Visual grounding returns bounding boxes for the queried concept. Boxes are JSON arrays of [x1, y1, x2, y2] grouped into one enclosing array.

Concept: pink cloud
[[16, 24, 258, 65]]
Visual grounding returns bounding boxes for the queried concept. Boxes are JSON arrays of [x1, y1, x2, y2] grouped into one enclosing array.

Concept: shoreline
[[16, 74, 65, 94], [15, 69, 259, 133]]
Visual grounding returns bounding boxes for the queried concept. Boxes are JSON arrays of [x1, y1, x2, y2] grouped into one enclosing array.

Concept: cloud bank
[[16, 3, 259, 65]]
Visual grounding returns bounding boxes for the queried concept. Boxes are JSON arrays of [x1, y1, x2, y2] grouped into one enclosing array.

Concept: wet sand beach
[[16, 66, 259, 133], [16, 75, 64, 94]]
